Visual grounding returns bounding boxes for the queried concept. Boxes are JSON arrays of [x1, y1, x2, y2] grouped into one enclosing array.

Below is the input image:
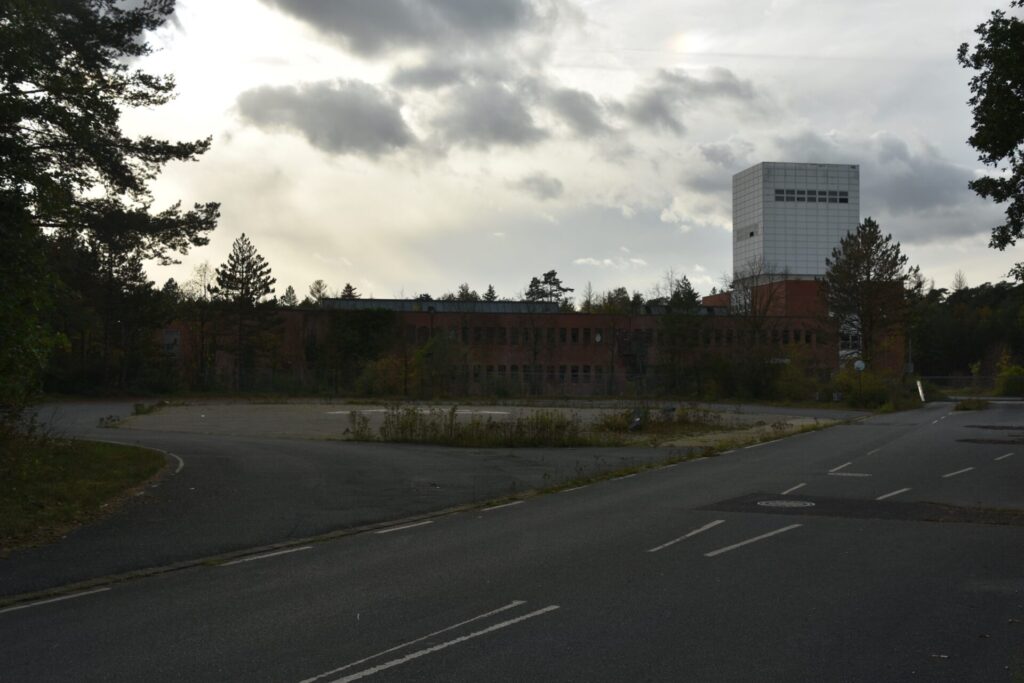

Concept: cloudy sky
[[128, 0, 1020, 300]]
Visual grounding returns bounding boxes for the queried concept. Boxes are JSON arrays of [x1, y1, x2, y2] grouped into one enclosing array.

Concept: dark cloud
[[236, 80, 414, 157], [544, 86, 610, 137], [261, 0, 551, 57], [390, 62, 466, 89], [699, 142, 740, 167], [623, 68, 760, 135], [772, 129, 996, 243], [511, 172, 564, 200], [432, 82, 547, 148]]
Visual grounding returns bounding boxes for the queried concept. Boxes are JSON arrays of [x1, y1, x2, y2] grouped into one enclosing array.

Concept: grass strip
[[0, 438, 166, 552]]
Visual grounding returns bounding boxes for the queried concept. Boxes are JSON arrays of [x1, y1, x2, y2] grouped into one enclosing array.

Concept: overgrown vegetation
[[350, 405, 623, 448], [0, 435, 165, 551], [954, 398, 991, 411]]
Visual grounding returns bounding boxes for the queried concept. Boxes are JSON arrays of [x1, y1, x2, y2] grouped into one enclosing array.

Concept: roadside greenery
[[0, 436, 165, 551]]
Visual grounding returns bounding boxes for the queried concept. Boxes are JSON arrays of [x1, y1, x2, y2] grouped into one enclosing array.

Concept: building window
[[510, 327, 519, 345], [473, 327, 482, 344], [583, 365, 591, 383], [559, 365, 567, 383], [583, 328, 591, 344], [547, 365, 555, 382], [472, 365, 481, 382], [547, 327, 556, 344], [782, 330, 790, 344], [559, 328, 567, 343], [571, 365, 579, 383], [726, 328, 734, 345], [486, 365, 494, 379], [571, 328, 579, 343], [461, 326, 469, 344], [511, 365, 519, 381], [498, 364, 506, 377], [805, 330, 813, 345]]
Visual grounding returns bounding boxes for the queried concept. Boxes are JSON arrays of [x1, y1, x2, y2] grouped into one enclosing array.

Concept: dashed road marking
[[780, 482, 806, 495], [221, 546, 312, 566], [995, 452, 1014, 461], [828, 472, 871, 478], [705, 524, 802, 558], [483, 501, 524, 511], [829, 462, 852, 473], [942, 467, 974, 479], [647, 519, 725, 553], [0, 587, 110, 616], [876, 487, 911, 501], [375, 520, 433, 534], [866, 448, 881, 456]]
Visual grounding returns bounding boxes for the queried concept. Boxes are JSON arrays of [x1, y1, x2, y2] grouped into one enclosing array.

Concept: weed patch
[[954, 398, 991, 411], [0, 436, 165, 551]]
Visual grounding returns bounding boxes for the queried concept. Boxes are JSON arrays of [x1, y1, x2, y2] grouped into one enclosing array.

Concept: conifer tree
[[280, 285, 299, 307], [339, 283, 360, 299], [483, 285, 498, 301], [210, 234, 275, 306]]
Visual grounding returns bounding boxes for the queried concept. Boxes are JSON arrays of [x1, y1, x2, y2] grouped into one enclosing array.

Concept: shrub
[[995, 364, 1024, 397]]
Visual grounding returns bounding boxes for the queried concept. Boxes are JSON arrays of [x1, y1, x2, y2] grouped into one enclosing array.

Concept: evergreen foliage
[[822, 218, 920, 365], [210, 234, 275, 306], [280, 285, 299, 307]]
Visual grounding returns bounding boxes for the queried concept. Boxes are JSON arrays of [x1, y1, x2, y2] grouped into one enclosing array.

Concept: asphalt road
[[3, 401, 1022, 681]]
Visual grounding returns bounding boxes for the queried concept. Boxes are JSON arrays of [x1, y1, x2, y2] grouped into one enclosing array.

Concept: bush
[[995, 364, 1024, 397], [954, 398, 990, 411]]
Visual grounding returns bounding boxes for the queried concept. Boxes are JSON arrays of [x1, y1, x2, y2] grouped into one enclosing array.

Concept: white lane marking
[[220, 546, 312, 566], [829, 462, 852, 473], [560, 485, 588, 493], [745, 439, 782, 449], [618, 473, 637, 479], [995, 452, 1014, 461], [375, 520, 433, 535], [876, 487, 911, 501], [168, 452, 185, 475], [327, 605, 561, 683], [780, 482, 806, 495], [661, 463, 679, 469], [326, 409, 387, 414], [483, 501, 524, 511], [931, 420, 939, 425], [647, 519, 725, 553], [720, 449, 736, 455], [0, 587, 110, 616], [705, 524, 803, 558], [299, 601, 527, 683], [942, 467, 974, 479], [469, 410, 511, 415], [828, 472, 872, 478], [866, 448, 881, 456]]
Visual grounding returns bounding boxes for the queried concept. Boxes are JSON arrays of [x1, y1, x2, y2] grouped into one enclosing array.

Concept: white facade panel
[[732, 162, 859, 278]]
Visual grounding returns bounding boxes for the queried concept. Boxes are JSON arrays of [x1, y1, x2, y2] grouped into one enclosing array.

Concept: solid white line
[[299, 601, 527, 683], [483, 501, 524, 511], [720, 450, 735, 455], [327, 605, 561, 683], [647, 519, 725, 553], [828, 472, 871, 478], [560, 485, 588, 493], [866, 448, 881, 456], [942, 467, 974, 479], [876, 487, 911, 501], [705, 524, 803, 558], [618, 473, 637, 479], [661, 463, 679, 469], [375, 520, 434, 534], [220, 545, 312, 566], [0, 587, 110, 616], [829, 461, 852, 473], [995, 452, 1014, 461], [781, 482, 806, 495], [168, 452, 184, 475], [745, 439, 782, 449]]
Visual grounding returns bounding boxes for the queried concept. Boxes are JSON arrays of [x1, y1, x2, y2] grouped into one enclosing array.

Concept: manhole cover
[[757, 500, 816, 508]]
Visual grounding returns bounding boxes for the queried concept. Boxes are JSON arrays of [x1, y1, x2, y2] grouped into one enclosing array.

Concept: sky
[[125, 0, 1022, 301]]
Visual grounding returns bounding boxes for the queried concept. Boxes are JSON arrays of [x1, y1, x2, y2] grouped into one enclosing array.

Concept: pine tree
[[822, 218, 920, 365], [340, 283, 360, 299], [483, 285, 498, 301], [210, 234, 276, 306], [308, 279, 329, 304], [280, 285, 299, 307], [456, 283, 480, 301]]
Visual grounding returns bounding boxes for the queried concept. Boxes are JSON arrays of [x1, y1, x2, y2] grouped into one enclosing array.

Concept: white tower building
[[732, 162, 860, 279]]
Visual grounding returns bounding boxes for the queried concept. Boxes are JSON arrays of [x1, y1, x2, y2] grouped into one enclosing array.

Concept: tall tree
[[483, 284, 497, 302], [822, 218, 920, 365], [339, 283, 360, 300], [308, 279, 329, 304], [455, 283, 479, 301], [280, 285, 299, 307], [209, 234, 275, 306], [958, 2, 1024, 280], [0, 0, 218, 410]]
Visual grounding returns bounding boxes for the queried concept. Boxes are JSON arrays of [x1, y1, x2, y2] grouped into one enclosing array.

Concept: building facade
[[733, 162, 860, 279]]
